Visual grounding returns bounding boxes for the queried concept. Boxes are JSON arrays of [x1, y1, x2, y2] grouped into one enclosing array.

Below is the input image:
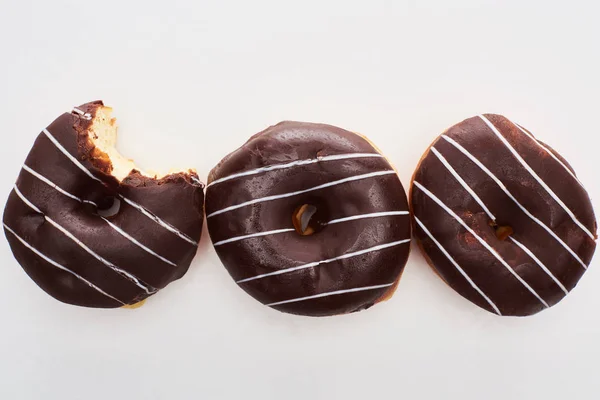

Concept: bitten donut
[[206, 121, 411, 317], [411, 114, 597, 316], [3, 101, 204, 308]]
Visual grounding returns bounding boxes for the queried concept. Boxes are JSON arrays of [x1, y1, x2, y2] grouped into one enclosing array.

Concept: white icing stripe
[[237, 238, 410, 284], [479, 115, 595, 240], [101, 217, 178, 267], [441, 134, 589, 270], [413, 181, 549, 308], [512, 121, 585, 188], [509, 236, 569, 296], [43, 128, 197, 246], [213, 211, 409, 246], [13, 186, 155, 294], [13, 185, 42, 213], [118, 196, 198, 246], [208, 170, 396, 218], [22, 165, 97, 206], [206, 153, 384, 188], [213, 228, 295, 246], [326, 211, 409, 225], [266, 283, 395, 307], [190, 175, 205, 187], [43, 128, 103, 183], [415, 217, 501, 315], [45, 218, 155, 294], [72, 107, 91, 120], [3, 223, 124, 305], [430, 147, 496, 221]]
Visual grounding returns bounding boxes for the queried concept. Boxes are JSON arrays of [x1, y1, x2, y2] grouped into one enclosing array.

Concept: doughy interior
[[88, 106, 191, 181]]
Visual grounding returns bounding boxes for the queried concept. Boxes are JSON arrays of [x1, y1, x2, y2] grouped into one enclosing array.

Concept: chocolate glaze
[[411, 114, 597, 316], [206, 121, 411, 317], [3, 101, 204, 308]]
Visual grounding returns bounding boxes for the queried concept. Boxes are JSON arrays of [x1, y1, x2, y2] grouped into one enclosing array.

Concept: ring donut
[[410, 114, 597, 316], [3, 101, 204, 308], [206, 121, 411, 317]]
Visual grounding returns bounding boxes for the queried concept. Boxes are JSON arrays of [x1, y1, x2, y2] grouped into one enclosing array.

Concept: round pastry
[[411, 114, 597, 316], [206, 121, 411, 317], [3, 101, 204, 308]]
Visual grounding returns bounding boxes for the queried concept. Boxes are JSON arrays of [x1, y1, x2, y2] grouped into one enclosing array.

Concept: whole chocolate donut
[[206, 121, 411, 317], [3, 101, 204, 308], [411, 114, 597, 316]]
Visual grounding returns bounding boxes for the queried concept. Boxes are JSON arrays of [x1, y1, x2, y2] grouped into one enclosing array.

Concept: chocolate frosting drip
[[206, 121, 411, 317], [411, 114, 597, 316], [3, 101, 204, 308]]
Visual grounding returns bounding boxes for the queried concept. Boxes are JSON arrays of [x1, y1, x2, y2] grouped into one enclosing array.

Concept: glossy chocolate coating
[[411, 114, 597, 316], [3, 101, 204, 308], [206, 121, 411, 316]]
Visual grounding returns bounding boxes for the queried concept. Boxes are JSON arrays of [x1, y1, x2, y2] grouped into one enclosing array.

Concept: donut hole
[[292, 204, 324, 236], [489, 220, 513, 241], [96, 196, 121, 218]]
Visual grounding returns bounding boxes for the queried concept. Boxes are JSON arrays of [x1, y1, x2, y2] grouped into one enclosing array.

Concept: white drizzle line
[[237, 239, 410, 284], [3, 223, 124, 305], [43, 128, 197, 246], [415, 216, 501, 315], [266, 282, 395, 307], [13, 185, 42, 213], [326, 211, 409, 225], [511, 121, 585, 188], [72, 107, 92, 120], [22, 165, 97, 206], [441, 135, 589, 270], [208, 170, 396, 218], [509, 236, 569, 296], [101, 217, 178, 267], [13, 186, 155, 294], [46, 218, 156, 294], [207, 153, 384, 188], [413, 181, 549, 308], [118, 196, 198, 246], [479, 115, 595, 240], [43, 128, 102, 183], [190, 175, 205, 187], [430, 147, 496, 221], [213, 228, 295, 246], [213, 211, 409, 246]]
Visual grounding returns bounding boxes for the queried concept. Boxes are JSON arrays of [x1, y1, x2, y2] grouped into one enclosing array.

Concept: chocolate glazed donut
[[3, 101, 204, 308], [411, 114, 597, 316], [206, 121, 411, 317]]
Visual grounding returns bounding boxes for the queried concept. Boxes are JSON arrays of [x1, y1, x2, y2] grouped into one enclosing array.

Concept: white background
[[0, 1, 598, 399]]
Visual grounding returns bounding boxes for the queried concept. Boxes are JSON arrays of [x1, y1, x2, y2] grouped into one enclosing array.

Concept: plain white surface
[[0, 1, 599, 399]]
